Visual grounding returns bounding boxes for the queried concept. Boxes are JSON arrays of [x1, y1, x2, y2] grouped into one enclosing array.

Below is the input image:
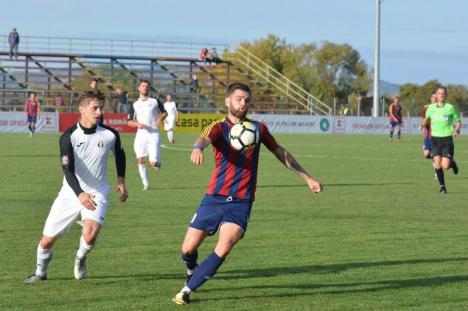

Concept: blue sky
[[1, 0, 467, 85]]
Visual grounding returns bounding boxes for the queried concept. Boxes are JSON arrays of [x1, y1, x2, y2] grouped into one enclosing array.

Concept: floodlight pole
[[373, 0, 381, 117]]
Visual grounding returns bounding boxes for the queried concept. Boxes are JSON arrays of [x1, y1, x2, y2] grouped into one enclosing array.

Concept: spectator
[[89, 79, 105, 124], [208, 47, 221, 65], [115, 88, 129, 113], [54, 93, 64, 111], [189, 75, 199, 93], [8, 28, 20, 60], [89, 78, 103, 95], [199, 48, 208, 64]]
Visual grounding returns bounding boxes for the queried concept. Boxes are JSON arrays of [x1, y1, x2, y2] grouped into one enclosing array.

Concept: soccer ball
[[230, 121, 259, 151]]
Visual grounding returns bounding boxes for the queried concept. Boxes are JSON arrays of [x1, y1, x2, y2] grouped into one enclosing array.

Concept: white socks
[[77, 235, 94, 258], [138, 164, 148, 187], [167, 130, 174, 143], [36, 244, 54, 277]]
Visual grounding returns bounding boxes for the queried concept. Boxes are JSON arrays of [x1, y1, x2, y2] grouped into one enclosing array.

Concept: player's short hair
[[139, 79, 151, 86], [78, 90, 105, 107], [28, 91, 37, 96], [90, 78, 99, 83], [226, 82, 251, 97]]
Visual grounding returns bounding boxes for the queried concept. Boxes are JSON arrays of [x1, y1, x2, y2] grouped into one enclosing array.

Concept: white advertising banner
[[0, 112, 59, 133], [249, 114, 333, 134], [249, 115, 467, 135], [334, 117, 412, 135]]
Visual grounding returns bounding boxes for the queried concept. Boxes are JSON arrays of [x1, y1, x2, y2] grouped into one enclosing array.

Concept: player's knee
[[40, 236, 57, 249], [214, 242, 235, 257], [138, 158, 146, 165]]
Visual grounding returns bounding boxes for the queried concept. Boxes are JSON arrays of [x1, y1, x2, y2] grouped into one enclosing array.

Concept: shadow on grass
[[48, 256, 468, 285], [218, 256, 468, 280], [198, 274, 468, 302]]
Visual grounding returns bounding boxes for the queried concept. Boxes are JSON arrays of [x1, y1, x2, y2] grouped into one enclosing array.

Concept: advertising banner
[[0, 112, 58, 132], [249, 114, 333, 134], [175, 113, 225, 133], [59, 113, 136, 132]]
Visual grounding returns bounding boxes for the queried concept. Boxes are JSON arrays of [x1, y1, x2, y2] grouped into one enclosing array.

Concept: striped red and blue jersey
[[202, 117, 279, 201], [421, 104, 431, 139]]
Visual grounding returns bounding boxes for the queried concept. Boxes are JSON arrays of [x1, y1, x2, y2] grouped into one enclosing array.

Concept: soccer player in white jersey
[[163, 94, 179, 144], [127, 80, 167, 190], [24, 91, 128, 284]]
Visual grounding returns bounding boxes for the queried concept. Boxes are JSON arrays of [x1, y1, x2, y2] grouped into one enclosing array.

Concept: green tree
[[238, 35, 369, 108]]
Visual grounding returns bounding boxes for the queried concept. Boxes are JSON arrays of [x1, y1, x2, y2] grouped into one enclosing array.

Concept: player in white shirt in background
[[127, 80, 167, 190], [163, 94, 179, 144], [24, 91, 128, 284]]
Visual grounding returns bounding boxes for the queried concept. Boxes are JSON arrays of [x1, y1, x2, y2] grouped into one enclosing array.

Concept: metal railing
[[230, 46, 332, 115], [1, 35, 230, 59]]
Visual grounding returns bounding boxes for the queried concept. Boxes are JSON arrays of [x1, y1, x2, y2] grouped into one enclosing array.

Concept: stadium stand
[[0, 36, 331, 115]]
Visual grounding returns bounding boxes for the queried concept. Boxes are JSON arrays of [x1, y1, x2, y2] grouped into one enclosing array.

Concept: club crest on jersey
[[97, 140, 104, 148], [61, 155, 69, 165]]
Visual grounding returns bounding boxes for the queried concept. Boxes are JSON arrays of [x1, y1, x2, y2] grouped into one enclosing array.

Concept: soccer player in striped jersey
[[421, 86, 461, 193], [24, 91, 128, 283], [388, 96, 403, 143], [24, 92, 40, 137], [172, 83, 323, 304], [421, 93, 436, 159]]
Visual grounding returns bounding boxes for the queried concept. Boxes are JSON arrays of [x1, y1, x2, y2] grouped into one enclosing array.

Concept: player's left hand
[[306, 177, 323, 193], [154, 119, 161, 127], [116, 184, 128, 202], [191, 149, 204, 165]]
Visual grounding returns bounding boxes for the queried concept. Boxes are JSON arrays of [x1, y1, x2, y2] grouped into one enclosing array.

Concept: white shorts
[[42, 192, 109, 237], [133, 131, 160, 163], [164, 117, 176, 131]]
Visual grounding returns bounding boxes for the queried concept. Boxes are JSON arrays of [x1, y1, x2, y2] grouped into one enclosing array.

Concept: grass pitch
[[1, 132, 468, 310]]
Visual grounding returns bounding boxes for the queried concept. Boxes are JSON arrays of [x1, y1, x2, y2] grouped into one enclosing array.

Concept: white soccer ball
[[230, 121, 259, 151]]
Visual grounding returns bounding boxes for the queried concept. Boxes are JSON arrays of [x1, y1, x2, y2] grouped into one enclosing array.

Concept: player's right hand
[[306, 178, 323, 193], [79, 192, 97, 211], [191, 150, 204, 165]]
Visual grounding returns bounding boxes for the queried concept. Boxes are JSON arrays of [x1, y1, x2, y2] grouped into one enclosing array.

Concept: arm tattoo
[[284, 150, 307, 174]]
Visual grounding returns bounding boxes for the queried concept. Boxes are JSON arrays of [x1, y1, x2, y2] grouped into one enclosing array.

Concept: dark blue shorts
[[189, 194, 253, 235], [423, 137, 431, 151], [27, 116, 37, 123], [390, 120, 402, 128]]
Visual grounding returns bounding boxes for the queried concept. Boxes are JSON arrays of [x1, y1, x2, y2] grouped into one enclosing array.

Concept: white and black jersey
[[128, 97, 166, 133], [59, 123, 126, 197]]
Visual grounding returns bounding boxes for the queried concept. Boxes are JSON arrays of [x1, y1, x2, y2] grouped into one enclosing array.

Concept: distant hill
[[368, 80, 400, 96]]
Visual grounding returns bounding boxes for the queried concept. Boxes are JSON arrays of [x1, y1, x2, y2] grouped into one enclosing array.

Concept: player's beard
[[229, 107, 248, 119]]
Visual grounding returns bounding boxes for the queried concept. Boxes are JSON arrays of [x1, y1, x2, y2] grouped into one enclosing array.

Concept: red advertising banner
[[59, 113, 136, 133]]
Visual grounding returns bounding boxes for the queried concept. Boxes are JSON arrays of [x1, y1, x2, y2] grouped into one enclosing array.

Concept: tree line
[[236, 34, 468, 116]]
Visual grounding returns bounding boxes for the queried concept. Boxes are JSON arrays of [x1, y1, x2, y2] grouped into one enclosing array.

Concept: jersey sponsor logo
[[97, 140, 104, 148], [61, 155, 69, 165]]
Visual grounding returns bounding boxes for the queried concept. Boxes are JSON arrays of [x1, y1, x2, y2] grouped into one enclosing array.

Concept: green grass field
[[1, 132, 468, 310]]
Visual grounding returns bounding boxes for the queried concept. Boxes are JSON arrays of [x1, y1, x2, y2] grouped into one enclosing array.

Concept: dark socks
[[435, 168, 445, 186], [186, 252, 224, 291], [182, 250, 198, 270]]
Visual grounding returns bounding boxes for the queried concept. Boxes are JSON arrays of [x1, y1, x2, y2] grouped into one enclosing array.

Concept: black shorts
[[430, 136, 454, 158]]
